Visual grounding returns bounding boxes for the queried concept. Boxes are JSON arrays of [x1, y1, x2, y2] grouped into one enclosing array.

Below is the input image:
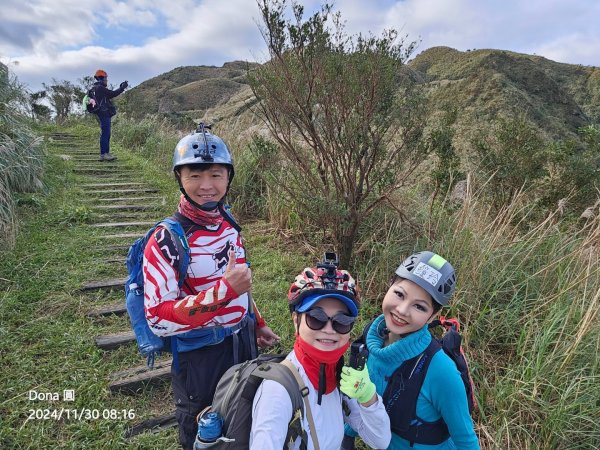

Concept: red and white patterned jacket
[[143, 215, 265, 337]]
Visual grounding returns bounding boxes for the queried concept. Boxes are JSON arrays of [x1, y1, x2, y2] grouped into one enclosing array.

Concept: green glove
[[340, 364, 376, 404]]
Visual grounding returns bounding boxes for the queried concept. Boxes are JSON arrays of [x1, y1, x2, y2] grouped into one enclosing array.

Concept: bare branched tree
[[29, 91, 51, 121], [249, 0, 428, 266]]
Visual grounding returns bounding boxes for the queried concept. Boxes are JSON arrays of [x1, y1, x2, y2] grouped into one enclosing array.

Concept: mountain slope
[[409, 47, 598, 140], [121, 61, 259, 119], [123, 47, 599, 144]]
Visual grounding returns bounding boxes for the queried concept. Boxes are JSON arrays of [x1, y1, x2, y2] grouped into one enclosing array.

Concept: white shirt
[[250, 351, 391, 450]]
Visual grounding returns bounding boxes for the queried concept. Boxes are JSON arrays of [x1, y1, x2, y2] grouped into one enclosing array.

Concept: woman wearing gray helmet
[[344, 251, 479, 450], [142, 123, 280, 450]]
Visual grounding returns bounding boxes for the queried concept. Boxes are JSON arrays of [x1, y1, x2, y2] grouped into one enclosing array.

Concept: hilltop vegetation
[[121, 46, 600, 146], [409, 46, 598, 141], [120, 61, 258, 120]]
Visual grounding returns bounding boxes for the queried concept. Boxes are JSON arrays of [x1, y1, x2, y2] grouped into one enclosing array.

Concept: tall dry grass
[[0, 65, 45, 249], [356, 179, 600, 449]]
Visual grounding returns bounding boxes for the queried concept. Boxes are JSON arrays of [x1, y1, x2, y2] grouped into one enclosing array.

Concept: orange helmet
[[95, 69, 107, 79]]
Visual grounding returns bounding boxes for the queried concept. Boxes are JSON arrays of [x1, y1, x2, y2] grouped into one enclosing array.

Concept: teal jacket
[[364, 315, 479, 450]]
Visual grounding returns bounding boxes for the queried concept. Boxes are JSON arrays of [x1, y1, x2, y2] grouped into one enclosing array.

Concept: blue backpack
[[125, 214, 257, 370], [125, 218, 190, 368]]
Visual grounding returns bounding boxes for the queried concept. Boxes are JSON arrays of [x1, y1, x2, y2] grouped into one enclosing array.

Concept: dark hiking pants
[[171, 330, 255, 450]]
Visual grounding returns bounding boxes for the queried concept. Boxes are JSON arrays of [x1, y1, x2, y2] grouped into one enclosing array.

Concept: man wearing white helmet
[[142, 123, 280, 449]]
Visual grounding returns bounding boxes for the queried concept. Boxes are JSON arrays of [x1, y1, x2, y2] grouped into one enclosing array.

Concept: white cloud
[[0, 1, 97, 55], [534, 34, 600, 67], [103, 2, 158, 27], [2, 0, 264, 90], [2, 0, 599, 92]]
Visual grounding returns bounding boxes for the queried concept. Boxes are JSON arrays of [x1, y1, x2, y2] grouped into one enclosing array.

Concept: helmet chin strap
[[178, 186, 222, 211]]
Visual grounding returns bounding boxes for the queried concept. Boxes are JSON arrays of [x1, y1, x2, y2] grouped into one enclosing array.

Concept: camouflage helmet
[[288, 266, 360, 316]]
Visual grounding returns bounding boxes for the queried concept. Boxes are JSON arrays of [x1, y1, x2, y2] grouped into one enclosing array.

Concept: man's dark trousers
[[172, 332, 254, 450]]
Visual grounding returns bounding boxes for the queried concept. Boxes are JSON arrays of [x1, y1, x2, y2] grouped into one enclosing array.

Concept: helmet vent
[[404, 255, 418, 272], [438, 273, 456, 295]]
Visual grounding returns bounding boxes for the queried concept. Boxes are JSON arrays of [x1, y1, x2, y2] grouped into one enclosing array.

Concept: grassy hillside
[[120, 61, 258, 120], [409, 46, 598, 141], [120, 47, 599, 148]]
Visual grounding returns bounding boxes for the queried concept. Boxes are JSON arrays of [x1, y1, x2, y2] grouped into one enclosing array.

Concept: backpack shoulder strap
[[359, 317, 377, 345], [280, 359, 321, 450], [158, 217, 190, 288], [383, 339, 444, 444], [219, 203, 242, 232], [246, 359, 311, 449], [434, 319, 477, 413]]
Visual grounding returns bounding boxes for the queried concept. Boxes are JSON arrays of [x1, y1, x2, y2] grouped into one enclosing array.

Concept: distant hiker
[[142, 123, 280, 450], [90, 69, 127, 161], [249, 255, 391, 449], [343, 251, 480, 450]]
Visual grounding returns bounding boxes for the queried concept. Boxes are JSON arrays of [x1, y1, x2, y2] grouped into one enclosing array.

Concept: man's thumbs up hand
[[223, 249, 251, 295]]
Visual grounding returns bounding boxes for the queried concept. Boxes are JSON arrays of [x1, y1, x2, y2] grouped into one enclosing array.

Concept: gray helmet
[[395, 251, 456, 306], [172, 124, 234, 182]]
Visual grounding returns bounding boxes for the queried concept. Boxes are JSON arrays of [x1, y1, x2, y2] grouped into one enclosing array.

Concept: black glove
[[120, 81, 128, 90]]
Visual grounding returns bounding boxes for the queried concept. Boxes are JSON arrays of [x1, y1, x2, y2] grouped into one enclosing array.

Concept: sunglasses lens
[[304, 309, 355, 334], [331, 313, 355, 334], [305, 309, 329, 330]]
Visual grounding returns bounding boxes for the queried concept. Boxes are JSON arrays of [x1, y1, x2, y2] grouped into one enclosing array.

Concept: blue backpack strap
[[158, 218, 190, 373], [160, 218, 190, 287], [219, 203, 242, 232]]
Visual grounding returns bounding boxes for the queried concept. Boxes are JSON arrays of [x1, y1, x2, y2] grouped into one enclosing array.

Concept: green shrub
[[112, 115, 180, 170], [0, 64, 45, 249]]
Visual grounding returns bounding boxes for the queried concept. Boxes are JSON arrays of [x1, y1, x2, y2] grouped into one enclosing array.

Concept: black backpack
[[205, 353, 312, 449], [356, 317, 476, 446], [83, 86, 101, 114]]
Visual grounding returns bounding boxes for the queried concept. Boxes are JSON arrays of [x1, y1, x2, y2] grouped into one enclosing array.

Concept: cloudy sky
[[2, 0, 599, 92]]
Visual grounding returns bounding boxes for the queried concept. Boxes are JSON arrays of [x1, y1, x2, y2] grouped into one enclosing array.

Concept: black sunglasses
[[304, 308, 356, 334]]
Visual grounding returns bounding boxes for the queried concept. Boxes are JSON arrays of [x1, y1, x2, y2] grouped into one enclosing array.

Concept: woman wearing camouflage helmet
[[250, 259, 391, 449], [344, 251, 479, 450]]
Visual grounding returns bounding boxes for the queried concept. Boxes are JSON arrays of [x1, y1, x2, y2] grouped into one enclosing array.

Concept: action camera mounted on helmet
[[193, 122, 214, 162], [316, 252, 339, 289], [287, 252, 359, 315]]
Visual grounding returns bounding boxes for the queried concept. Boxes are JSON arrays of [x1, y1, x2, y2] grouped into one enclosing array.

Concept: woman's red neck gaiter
[[293, 334, 349, 396]]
